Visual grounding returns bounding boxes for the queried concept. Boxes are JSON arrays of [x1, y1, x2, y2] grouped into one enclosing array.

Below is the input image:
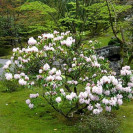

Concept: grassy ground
[[83, 31, 113, 49], [0, 55, 11, 59], [117, 101, 133, 133], [0, 81, 133, 133], [0, 85, 76, 133]]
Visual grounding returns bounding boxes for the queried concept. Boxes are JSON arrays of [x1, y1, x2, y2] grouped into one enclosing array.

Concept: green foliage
[[20, 1, 56, 14], [0, 47, 12, 56], [0, 80, 21, 92], [77, 114, 121, 133], [18, 1, 57, 35], [108, 38, 121, 46], [59, 1, 131, 37]]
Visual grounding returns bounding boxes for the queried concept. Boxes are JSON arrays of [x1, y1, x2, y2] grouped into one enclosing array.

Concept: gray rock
[[0, 59, 9, 78]]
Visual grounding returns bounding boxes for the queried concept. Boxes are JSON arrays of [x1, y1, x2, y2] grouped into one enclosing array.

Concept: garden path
[[0, 59, 8, 77]]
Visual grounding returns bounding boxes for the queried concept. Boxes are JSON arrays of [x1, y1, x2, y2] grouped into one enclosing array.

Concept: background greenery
[[0, 0, 132, 58]]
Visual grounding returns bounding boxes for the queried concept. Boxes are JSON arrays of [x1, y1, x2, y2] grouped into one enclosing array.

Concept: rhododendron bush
[[3, 31, 133, 118]]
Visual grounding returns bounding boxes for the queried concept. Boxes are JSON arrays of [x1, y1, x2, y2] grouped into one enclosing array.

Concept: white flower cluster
[[26, 93, 39, 109], [61, 37, 75, 47], [3, 60, 11, 69], [3, 31, 133, 116], [43, 67, 63, 82], [28, 37, 37, 45], [5, 73, 13, 80], [120, 66, 132, 75], [67, 80, 78, 85], [4, 72, 29, 86], [62, 74, 132, 115]]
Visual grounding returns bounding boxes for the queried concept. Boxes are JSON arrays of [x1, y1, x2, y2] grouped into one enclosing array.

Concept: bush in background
[[108, 38, 121, 46], [77, 113, 121, 133]]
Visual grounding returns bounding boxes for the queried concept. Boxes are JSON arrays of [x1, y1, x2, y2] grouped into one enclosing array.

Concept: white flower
[[20, 73, 25, 77], [123, 87, 131, 93], [72, 64, 76, 67], [30, 93, 39, 98], [73, 57, 76, 61], [61, 40, 66, 45], [43, 63, 50, 71], [54, 30, 59, 34], [85, 86, 91, 94], [31, 46, 38, 52], [128, 82, 133, 87], [56, 70, 61, 76], [86, 57, 91, 62], [46, 75, 54, 81], [92, 86, 103, 95], [105, 106, 111, 112], [87, 104, 93, 111], [28, 37, 37, 45], [55, 76, 62, 81], [29, 103, 34, 109], [43, 33, 54, 39], [56, 97, 61, 103], [116, 84, 123, 91], [70, 92, 77, 99], [120, 69, 131, 76], [122, 66, 130, 70], [25, 76, 29, 81], [38, 36, 42, 39], [26, 99, 31, 104], [66, 95, 72, 100], [89, 40, 92, 43], [109, 99, 117, 106], [14, 74, 20, 79], [93, 109, 100, 114], [3, 65, 9, 69], [13, 48, 18, 52], [73, 81, 78, 85], [79, 92, 88, 99], [67, 81, 72, 84], [117, 99, 123, 105], [18, 57, 22, 61], [39, 69, 43, 74], [6, 60, 11, 66], [60, 89, 64, 93], [104, 90, 110, 96], [95, 103, 101, 109], [49, 68, 56, 75], [19, 79, 27, 85], [30, 81, 35, 85], [102, 98, 109, 105], [99, 56, 104, 60], [116, 94, 123, 99], [65, 39, 72, 47], [130, 76, 133, 82], [79, 98, 85, 104], [85, 99, 90, 104], [5, 73, 13, 80]]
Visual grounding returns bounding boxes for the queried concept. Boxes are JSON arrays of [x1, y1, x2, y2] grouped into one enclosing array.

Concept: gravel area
[[0, 59, 8, 77]]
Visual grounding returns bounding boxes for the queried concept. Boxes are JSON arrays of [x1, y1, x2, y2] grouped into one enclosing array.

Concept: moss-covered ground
[[0, 86, 76, 133], [0, 82, 133, 133]]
